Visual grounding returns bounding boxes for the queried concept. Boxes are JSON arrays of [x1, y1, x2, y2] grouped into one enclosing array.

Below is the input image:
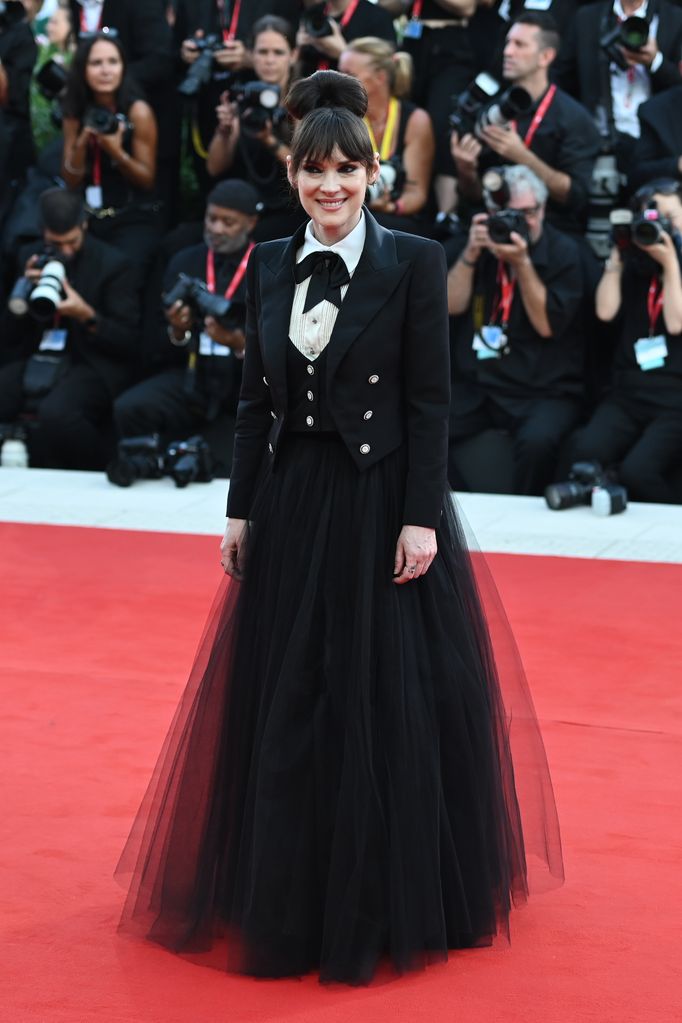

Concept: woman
[[61, 33, 160, 266], [31, 3, 76, 152], [207, 16, 306, 242], [117, 72, 563, 985], [339, 36, 436, 236]]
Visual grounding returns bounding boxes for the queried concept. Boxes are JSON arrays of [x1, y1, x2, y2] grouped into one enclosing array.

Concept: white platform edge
[[1, 468, 682, 564]]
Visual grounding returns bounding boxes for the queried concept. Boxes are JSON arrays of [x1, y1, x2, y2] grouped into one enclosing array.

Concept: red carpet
[[2, 522, 680, 1023]]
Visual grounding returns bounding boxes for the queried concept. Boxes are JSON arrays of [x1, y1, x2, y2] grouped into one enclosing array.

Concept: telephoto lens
[[591, 484, 627, 516], [28, 261, 66, 321]]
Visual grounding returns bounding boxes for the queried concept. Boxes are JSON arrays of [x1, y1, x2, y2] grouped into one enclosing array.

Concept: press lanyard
[[90, 137, 102, 186], [364, 97, 400, 160], [205, 242, 254, 299], [647, 276, 664, 337], [512, 83, 557, 148], [217, 0, 241, 42], [411, 0, 424, 17], [317, 0, 361, 69], [80, 5, 104, 33], [491, 262, 516, 328]]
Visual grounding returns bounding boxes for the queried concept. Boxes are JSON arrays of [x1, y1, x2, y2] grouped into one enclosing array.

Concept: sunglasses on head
[[80, 26, 119, 41]]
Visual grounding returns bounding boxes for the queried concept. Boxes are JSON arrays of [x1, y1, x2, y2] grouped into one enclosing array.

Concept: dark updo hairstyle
[[249, 14, 297, 52], [61, 33, 142, 121], [285, 71, 375, 174]]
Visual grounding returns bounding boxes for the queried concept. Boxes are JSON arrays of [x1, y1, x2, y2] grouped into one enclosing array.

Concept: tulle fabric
[[116, 435, 563, 985]]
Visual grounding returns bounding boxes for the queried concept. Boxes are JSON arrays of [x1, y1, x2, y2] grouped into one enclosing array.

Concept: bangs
[[291, 108, 374, 171]]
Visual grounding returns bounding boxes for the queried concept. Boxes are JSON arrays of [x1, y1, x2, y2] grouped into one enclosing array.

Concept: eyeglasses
[[509, 204, 541, 219]]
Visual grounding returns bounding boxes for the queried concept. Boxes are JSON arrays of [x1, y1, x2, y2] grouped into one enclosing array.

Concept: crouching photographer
[[112, 181, 260, 478], [447, 164, 584, 495], [0, 187, 141, 469], [565, 180, 682, 503]]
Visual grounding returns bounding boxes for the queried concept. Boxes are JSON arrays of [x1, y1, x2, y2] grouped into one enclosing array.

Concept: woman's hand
[[221, 518, 248, 579], [95, 120, 126, 161], [215, 93, 240, 139], [393, 525, 437, 584]]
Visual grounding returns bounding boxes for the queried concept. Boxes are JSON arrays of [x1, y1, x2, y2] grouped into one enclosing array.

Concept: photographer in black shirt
[[296, 0, 396, 77], [451, 13, 600, 236], [447, 165, 584, 495], [567, 180, 682, 502], [631, 83, 682, 188], [113, 181, 260, 470], [0, 1, 37, 191]]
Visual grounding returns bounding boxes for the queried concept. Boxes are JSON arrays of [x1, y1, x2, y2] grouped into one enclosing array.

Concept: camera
[[164, 435, 213, 488], [229, 81, 285, 133], [178, 33, 223, 97], [486, 209, 530, 245], [545, 461, 627, 514], [600, 15, 650, 71], [163, 273, 245, 332], [585, 153, 625, 260], [35, 57, 69, 101], [449, 73, 532, 140], [83, 105, 128, 135], [106, 433, 213, 488], [366, 156, 406, 205], [0, 0, 24, 29], [8, 256, 66, 322], [482, 167, 510, 210], [301, 2, 334, 38], [609, 204, 675, 248]]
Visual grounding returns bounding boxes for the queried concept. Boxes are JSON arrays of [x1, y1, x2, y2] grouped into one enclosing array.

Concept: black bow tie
[[294, 250, 351, 313]]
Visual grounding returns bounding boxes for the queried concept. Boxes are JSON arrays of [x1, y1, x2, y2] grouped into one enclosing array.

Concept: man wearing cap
[[112, 181, 261, 472]]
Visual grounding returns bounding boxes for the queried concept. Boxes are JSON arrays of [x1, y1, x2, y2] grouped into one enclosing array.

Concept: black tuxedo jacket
[[632, 83, 682, 186], [554, 0, 682, 114], [226, 212, 450, 529]]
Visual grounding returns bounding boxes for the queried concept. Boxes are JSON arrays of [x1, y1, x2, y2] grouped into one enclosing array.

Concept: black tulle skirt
[[116, 434, 563, 985]]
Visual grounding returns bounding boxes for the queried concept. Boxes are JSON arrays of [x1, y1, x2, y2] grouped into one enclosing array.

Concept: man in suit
[[446, 164, 584, 495], [554, 0, 682, 173], [631, 83, 682, 187], [0, 188, 141, 469]]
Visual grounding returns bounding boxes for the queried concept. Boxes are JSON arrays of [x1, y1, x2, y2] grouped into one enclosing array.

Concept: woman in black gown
[[117, 71, 563, 986]]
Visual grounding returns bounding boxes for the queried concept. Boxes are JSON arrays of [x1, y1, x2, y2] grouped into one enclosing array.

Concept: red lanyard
[[647, 276, 664, 336], [512, 84, 557, 148], [80, 5, 104, 33], [217, 0, 241, 42], [491, 262, 516, 328], [317, 0, 360, 69], [90, 137, 102, 186], [411, 0, 424, 16], [206, 242, 254, 299]]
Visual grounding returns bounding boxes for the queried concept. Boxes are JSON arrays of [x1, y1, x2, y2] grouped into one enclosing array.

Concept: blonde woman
[[339, 36, 435, 234]]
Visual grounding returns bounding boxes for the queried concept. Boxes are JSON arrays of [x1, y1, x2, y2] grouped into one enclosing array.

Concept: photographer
[[0, 1, 38, 189], [447, 165, 584, 495], [113, 181, 260, 470], [451, 13, 600, 236], [61, 32, 161, 268], [566, 180, 682, 503], [206, 16, 306, 242], [0, 188, 141, 469], [339, 37, 435, 234], [555, 0, 682, 175], [296, 0, 396, 78], [631, 83, 682, 189]]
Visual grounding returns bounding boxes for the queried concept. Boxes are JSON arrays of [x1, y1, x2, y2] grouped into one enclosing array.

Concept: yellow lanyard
[[364, 97, 400, 161]]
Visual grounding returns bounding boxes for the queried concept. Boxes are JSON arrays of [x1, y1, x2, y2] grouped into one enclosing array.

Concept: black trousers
[[567, 390, 682, 504], [450, 391, 582, 496], [0, 359, 113, 470]]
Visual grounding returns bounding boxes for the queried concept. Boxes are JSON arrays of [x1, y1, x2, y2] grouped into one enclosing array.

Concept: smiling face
[[287, 146, 380, 245], [85, 40, 124, 97]]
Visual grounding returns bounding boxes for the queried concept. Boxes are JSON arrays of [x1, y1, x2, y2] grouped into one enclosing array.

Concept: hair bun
[[285, 70, 368, 121]]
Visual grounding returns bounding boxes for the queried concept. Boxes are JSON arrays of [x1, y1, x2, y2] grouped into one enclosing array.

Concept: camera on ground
[[545, 461, 627, 514], [106, 434, 213, 488]]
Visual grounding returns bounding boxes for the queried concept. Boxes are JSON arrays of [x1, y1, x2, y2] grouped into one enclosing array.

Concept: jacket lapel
[[258, 224, 305, 410], [325, 210, 411, 383]]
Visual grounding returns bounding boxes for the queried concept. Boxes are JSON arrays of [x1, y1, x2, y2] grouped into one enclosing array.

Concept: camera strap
[[364, 98, 400, 160], [317, 0, 361, 69], [216, 0, 242, 43], [647, 275, 664, 336], [79, 6, 104, 34], [512, 83, 556, 148], [491, 261, 516, 329], [205, 242, 254, 300]]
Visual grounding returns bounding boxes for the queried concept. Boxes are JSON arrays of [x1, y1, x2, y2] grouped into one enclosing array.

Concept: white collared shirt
[[77, 0, 105, 33], [288, 212, 366, 361], [605, 0, 661, 138]]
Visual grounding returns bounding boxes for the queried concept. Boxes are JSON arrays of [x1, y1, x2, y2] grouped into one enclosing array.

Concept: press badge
[[198, 332, 231, 357], [38, 328, 67, 352], [403, 19, 423, 39], [85, 184, 103, 210], [634, 334, 667, 371], [524, 0, 553, 10], [473, 324, 508, 360]]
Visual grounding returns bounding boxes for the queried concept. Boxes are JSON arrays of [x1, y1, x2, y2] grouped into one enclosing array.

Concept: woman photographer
[[206, 15, 306, 242], [339, 36, 435, 236], [61, 32, 161, 267]]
